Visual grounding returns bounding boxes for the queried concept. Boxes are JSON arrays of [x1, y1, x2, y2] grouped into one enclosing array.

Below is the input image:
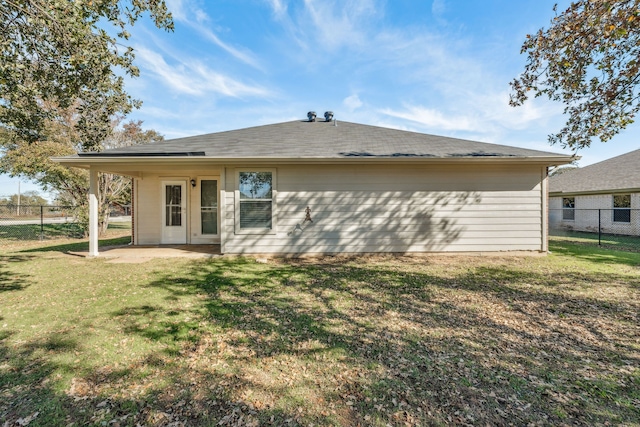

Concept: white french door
[[190, 177, 220, 244], [161, 181, 187, 244]]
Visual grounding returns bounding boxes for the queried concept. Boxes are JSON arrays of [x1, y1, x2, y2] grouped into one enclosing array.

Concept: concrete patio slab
[[70, 244, 221, 262]]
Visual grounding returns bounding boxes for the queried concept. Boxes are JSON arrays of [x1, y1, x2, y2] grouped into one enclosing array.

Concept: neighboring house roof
[[55, 119, 573, 166], [549, 148, 640, 195]]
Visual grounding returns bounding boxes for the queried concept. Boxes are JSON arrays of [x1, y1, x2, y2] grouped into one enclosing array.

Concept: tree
[[0, 109, 163, 235], [0, 190, 48, 206], [549, 164, 579, 177], [510, 1, 640, 150], [0, 190, 48, 216], [0, 1, 173, 150]]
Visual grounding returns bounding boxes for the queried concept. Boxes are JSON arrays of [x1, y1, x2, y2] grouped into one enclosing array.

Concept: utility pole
[[17, 181, 20, 216]]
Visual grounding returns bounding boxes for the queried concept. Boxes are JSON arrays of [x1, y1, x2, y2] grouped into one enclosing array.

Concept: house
[[549, 149, 640, 236], [54, 113, 573, 256]]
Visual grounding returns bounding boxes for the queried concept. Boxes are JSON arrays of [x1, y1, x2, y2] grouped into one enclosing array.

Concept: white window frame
[[234, 168, 277, 235]]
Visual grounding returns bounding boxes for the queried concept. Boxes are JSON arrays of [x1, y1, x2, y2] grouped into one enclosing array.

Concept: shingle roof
[[76, 120, 568, 160], [549, 148, 640, 195]]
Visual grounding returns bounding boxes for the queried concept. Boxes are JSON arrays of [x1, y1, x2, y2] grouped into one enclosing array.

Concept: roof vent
[[307, 111, 317, 122], [324, 111, 334, 122]]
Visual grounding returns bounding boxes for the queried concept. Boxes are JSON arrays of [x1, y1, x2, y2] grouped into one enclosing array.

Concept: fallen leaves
[[1, 254, 639, 425]]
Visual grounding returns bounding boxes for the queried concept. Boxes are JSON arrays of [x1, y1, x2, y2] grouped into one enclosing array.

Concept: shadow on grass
[[107, 256, 640, 426], [0, 254, 33, 292], [2, 255, 639, 426], [20, 236, 132, 254], [0, 327, 309, 426]]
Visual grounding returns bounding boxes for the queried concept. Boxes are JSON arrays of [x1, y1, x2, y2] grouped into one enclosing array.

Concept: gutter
[[52, 155, 575, 168], [549, 188, 640, 197]]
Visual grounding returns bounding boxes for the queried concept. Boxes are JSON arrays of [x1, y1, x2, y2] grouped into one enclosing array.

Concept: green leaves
[[0, 108, 164, 235], [0, 0, 173, 150], [510, 0, 640, 150]]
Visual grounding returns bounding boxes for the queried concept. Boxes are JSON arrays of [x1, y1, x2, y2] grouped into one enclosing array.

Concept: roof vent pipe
[[307, 111, 316, 122], [324, 111, 334, 122]]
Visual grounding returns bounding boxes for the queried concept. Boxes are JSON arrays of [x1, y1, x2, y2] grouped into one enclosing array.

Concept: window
[[562, 197, 575, 221], [613, 194, 631, 223], [237, 171, 275, 232]]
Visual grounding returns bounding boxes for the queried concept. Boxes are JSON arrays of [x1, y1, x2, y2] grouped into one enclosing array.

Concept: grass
[[0, 221, 131, 253], [0, 222, 86, 240], [550, 229, 640, 252], [0, 240, 638, 426]]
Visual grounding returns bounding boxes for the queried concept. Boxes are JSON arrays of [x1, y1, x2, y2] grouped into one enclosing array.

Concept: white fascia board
[[52, 155, 576, 167]]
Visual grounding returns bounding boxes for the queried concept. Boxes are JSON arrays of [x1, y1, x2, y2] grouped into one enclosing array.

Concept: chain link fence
[[0, 205, 84, 240], [549, 208, 640, 251]]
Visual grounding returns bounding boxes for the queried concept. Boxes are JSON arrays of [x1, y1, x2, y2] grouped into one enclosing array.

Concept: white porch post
[[89, 167, 99, 257]]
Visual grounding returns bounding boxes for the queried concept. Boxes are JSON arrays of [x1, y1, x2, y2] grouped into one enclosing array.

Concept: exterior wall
[[549, 193, 640, 236], [135, 175, 162, 245], [134, 169, 221, 245], [222, 163, 546, 254]]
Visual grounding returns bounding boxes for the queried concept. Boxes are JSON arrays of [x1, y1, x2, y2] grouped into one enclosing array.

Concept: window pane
[[614, 209, 631, 223], [240, 201, 272, 229], [166, 185, 181, 205], [562, 197, 575, 220], [201, 180, 217, 207], [170, 206, 182, 226], [613, 194, 631, 208], [166, 206, 182, 226], [201, 209, 217, 234], [239, 172, 272, 199], [165, 185, 182, 226]]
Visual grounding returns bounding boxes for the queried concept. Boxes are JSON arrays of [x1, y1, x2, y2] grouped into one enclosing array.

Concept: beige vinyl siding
[[133, 170, 221, 244], [134, 175, 162, 245], [222, 164, 545, 254]]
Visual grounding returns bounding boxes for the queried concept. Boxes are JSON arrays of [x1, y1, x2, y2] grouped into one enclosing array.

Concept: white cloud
[[135, 47, 271, 98], [380, 105, 485, 133], [266, 0, 288, 17], [343, 94, 363, 111], [165, 0, 261, 69], [379, 91, 562, 141], [431, 0, 446, 18], [296, 0, 380, 50]]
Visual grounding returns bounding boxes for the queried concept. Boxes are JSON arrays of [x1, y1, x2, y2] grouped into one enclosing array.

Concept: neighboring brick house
[[549, 149, 640, 236]]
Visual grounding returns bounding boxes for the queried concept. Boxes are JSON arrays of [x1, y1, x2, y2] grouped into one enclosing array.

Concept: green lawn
[[1, 241, 638, 426], [0, 222, 131, 253], [550, 230, 640, 252]]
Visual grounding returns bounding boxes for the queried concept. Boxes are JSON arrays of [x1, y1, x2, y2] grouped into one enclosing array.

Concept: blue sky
[[2, 0, 639, 200]]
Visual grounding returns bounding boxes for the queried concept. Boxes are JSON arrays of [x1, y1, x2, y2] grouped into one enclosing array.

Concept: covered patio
[[70, 243, 221, 262]]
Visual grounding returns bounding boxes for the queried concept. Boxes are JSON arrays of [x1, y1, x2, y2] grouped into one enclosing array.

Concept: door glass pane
[[201, 180, 217, 206], [171, 206, 182, 226], [201, 180, 218, 234], [201, 210, 217, 234], [165, 185, 182, 226]]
